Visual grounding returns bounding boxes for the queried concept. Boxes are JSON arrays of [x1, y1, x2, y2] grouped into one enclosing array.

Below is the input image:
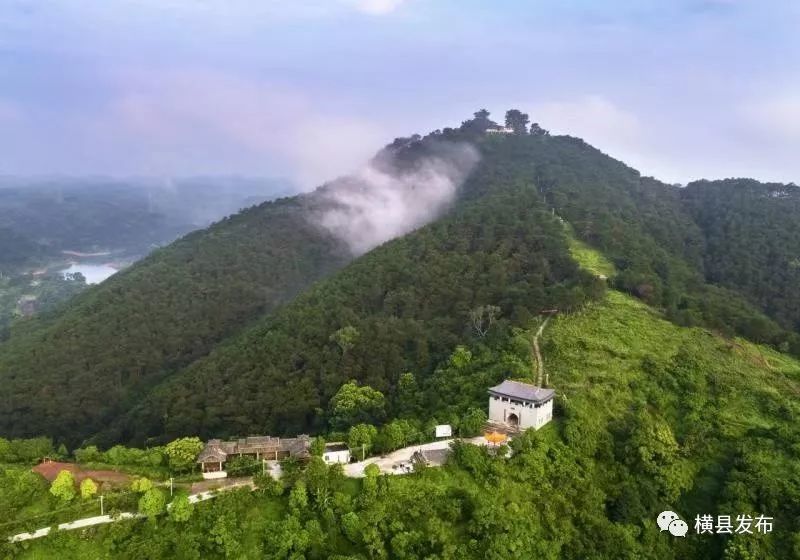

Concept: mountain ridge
[[0, 113, 798, 446]]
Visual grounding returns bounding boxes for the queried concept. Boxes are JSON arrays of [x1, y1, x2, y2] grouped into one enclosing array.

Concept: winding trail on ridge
[[533, 316, 551, 387]]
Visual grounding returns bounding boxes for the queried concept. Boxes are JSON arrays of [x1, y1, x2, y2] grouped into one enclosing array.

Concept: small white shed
[[322, 442, 351, 464]]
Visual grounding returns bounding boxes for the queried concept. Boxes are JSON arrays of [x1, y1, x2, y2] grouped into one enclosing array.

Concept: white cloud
[[314, 142, 479, 254], [526, 95, 694, 182], [742, 94, 800, 141], [530, 95, 642, 149], [84, 68, 387, 186], [347, 0, 408, 15]]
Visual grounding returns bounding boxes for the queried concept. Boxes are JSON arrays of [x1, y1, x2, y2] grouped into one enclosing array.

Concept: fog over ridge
[[312, 142, 480, 255]]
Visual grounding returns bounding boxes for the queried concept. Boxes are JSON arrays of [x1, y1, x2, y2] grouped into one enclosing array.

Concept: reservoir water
[[60, 263, 118, 284]]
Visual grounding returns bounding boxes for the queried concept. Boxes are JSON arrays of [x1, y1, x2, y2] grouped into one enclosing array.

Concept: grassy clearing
[[566, 234, 616, 278]]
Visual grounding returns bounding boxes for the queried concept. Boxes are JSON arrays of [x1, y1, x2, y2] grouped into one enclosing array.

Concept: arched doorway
[[506, 413, 519, 427]]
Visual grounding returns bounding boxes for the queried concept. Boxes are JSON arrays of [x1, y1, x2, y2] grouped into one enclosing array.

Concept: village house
[[322, 442, 351, 464], [488, 379, 554, 431], [197, 435, 311, 479]]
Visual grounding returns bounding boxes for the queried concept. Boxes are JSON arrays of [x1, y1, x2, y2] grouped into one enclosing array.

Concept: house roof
[[488, 380, 555, 403], [197, 435, 311, 463], [324, 442, 349, 453]]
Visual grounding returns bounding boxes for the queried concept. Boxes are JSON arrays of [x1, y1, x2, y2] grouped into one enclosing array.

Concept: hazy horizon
[[1, 0, 799, 188]]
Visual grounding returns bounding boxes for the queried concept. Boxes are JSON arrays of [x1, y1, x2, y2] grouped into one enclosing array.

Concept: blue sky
[[1, 0, 799, 187]]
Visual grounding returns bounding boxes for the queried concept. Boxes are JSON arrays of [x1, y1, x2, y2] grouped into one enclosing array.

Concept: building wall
[[202, 471, 228, 480], [323, 449, 351, 464], [488, 395, 553, 430]]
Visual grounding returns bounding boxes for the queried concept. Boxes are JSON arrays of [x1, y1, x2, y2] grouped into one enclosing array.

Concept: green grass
[[547, 289, 800, 431], [566, 231, 616, 278]]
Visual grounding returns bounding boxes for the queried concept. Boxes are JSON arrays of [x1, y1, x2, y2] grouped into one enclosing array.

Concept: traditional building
[[488, 380, 554, 431], [322, 442, 351, 465], [486, 126, 514, 135], [197, 435, 311, 479]]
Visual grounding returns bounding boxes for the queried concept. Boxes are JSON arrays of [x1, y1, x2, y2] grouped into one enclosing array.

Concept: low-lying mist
[[312, 142, 480, 255]]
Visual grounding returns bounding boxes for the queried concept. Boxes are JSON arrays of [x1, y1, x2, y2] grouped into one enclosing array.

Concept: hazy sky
[[1, 0, 799, 187]]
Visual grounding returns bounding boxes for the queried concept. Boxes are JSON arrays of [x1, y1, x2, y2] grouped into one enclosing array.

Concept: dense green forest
[[118, 185, 601, 443], [2, 112, 800, 559], [681, 178, 800, 333], [1, 111, 799, 448], [5, 286, 800, 559], [0, 196, 350, 443]]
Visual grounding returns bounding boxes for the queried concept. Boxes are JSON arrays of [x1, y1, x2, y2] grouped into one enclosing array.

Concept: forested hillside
[[0, 197, 351, 442], [8, 284, 800, 559], [1, 112, 800, 448], [116, 185, 602, 443], [681, 178, 800, 334]]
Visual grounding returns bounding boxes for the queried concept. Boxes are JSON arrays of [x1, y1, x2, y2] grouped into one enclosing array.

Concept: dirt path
[[532, 316, 550, 386]]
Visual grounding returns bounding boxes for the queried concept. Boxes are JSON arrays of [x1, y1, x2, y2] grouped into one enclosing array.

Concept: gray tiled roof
[[488, 380, 555, 403], [197, 434, 311, 463]]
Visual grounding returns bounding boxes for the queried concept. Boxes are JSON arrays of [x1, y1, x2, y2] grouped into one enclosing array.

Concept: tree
[[529, 122, 549, 136], [330, 325, 359, 355], [348, 424, 378, 460], [329, 381, 386, 430], [74, 445, 103, 464], [0, 438, 10, 462], [449, 346, 472, 369], [255, 473, 284, 497], [169, 494, 193, 523], [138, 488, 166, 519], [310, 436, 326, 457], [79, 477, 98, 499], [377, 419, 419, 452], [10, 437, 54, 463], [130, 476, 154, 493], [341, 511, 363, 543], [378, 421, 407, 452], [396, 372, 421, 417], [164, 437, 204, 472], [289, 481, 309, 514], [505, 109, 530, 134], [462, 109, 498, 134], [50, 470, 76, 502], [460, 407, 488, 437], [469, 305, 501, 338], [361, 464, 381, 500]]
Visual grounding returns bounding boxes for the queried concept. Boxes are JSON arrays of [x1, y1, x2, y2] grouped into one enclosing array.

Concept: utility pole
[[262, 458, 266, 476], [361, 444, 365, 462], [169, 477, 174, 497], [100, 495, 104, 516]]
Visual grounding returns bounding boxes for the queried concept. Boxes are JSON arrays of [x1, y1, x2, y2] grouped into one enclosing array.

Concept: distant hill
[[0, 176, 295, 271], [680, 178, 800, 335], [1, 113, 799, 447]]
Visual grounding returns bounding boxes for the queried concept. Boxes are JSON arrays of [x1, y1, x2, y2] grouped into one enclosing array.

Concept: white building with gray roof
[[488, 380, 554, 431]]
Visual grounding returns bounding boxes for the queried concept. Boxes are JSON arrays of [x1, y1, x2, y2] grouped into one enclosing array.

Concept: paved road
[[9, 513, 141, 543], [8, 480, 253, 543], [343, 436, 491, 477], [9, 439, 498, 542]]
